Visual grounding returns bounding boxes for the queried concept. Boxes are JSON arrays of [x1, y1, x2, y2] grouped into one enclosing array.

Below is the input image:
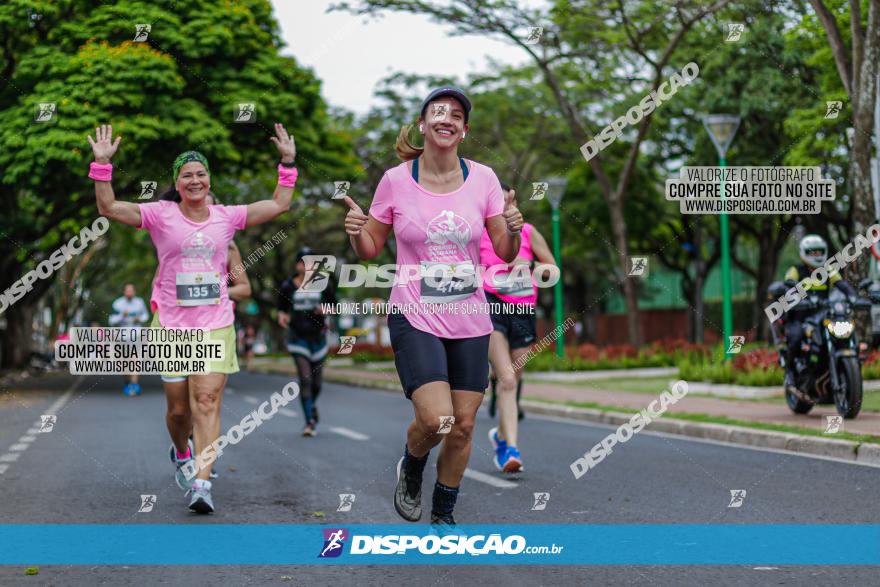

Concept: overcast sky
[[270, 0, 528, 115]]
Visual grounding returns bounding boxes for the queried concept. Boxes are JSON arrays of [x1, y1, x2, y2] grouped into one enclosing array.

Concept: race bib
[[176, 272, 221, 306], [419, 261, 477, 304], [492, 264, 534, 298]]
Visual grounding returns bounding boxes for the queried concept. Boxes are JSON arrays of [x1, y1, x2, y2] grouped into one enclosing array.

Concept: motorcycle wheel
[[785, 387, 813, 414], [835, 356, 863, 419]]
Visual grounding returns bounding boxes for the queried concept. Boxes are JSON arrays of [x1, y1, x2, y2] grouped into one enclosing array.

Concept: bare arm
[[529, 227, 556, 265], [246, 123, 296, 227], [88, 125, 141, 227], [486, 215, 521, 263], [226, 242, 252, 301], [343, 196, 392, 260]]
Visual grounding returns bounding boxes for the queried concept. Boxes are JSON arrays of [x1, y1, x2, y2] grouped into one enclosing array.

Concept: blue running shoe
[[130, 383, 142, 396], [488, 427, 507, 470], [123, 383, 135, 396], [501, 446, 523, 474]]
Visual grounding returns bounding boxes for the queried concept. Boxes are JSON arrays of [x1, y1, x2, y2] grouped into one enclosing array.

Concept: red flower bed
[[731, 347, 779, 371]]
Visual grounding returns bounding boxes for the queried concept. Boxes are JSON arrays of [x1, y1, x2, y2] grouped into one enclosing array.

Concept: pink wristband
[[89, 162, 113, 182], [277, 164, 298, 188]]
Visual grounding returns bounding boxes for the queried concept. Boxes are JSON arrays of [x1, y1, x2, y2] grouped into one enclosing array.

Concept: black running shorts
[[485, 292, 537, 350], [387, 312, 490, 399]]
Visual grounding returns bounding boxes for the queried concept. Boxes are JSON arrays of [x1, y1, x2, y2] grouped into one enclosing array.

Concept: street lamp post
[[703, 114, 741, 359], [546, 177, 567, 358]]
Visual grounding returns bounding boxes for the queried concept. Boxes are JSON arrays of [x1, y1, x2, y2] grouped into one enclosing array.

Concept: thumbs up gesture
[[502, 189, 523, 234], [343, 196, 368, 236]]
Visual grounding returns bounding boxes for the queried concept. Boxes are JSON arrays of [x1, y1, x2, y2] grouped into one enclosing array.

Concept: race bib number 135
[[176, 272, 221, 306]]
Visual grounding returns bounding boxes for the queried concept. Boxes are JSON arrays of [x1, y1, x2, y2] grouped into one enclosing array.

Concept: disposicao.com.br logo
[[318, 528, 563, 558]]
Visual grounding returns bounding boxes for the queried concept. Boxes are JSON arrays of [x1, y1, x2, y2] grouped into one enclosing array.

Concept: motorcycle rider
[[782, 234, 857, 388]]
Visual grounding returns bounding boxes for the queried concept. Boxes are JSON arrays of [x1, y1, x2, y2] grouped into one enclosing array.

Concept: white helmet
[[799, 234, 827, 268]]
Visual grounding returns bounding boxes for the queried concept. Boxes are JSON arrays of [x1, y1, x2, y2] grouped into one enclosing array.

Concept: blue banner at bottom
[[0, 525, 878, 565]]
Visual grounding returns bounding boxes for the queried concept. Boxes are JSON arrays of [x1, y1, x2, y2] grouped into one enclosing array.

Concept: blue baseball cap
[[420, 87, 471, 122]]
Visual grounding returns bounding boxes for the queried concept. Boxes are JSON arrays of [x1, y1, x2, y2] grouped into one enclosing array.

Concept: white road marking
[[326, 426, 370, 441], [463, 468, 517, 488], [279, 408, 297, 418], [243, 396, 260, 405], [1, 378, 82, 475]]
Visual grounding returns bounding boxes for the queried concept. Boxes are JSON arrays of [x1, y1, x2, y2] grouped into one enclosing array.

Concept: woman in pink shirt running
[[87, 123, 297, 514], [343, 87, 523, 527]]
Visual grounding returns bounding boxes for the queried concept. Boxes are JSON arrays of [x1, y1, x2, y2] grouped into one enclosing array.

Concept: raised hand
[[502, 189, 523, 234], [87, 125, 121, 164], [269, 123, 296, 163], [343, 196, 367, 236]]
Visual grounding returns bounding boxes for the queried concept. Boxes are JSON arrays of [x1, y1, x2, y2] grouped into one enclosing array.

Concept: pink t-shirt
[[370, 160, 505, 339], [139, 200, 247, 329], [480, 223, 537, 305]]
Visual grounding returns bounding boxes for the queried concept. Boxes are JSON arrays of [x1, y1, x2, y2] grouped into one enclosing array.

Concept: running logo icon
[[337, 336, 356, 355], [437, 416, 455, 434], [531, 492, 550, 511], [628, 257, 648, 276], [133, 24, 151, 42], [319, 528, 348, 558], [430, 103, 449, 121], [138, 494, 156, 513], [39, 415, 56, 433], [336, 493, 356, 512], [525, 27, 544, 44], [727, 336, 745, 354], [824, 415, 843, 434], [332, 181, 350, 200], [35, 103, 56, 122], [825, 101, 843, 119], [300, 255, 336, 292], [140, 181, 157, 200], [235, 103, 256, 123], [530, 182, 548, 201], [728, 489, 746, 508], [726, 23, 744, 42]]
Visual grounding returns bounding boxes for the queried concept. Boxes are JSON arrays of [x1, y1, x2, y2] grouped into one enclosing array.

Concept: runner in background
[[88, 123, 297, 513], [481, 182, 556, 473], [277, 247, 337, 436], [108, 283, 149, 396], [343, 87, 523, 527]]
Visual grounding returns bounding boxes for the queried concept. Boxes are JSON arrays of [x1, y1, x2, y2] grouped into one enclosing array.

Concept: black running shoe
[[394, 457, 422, 522], [430, 512, 456, 527]]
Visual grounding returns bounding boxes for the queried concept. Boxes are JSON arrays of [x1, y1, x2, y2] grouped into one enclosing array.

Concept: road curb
[[520, 400, 878, 464], [251, 365, 879, 463]]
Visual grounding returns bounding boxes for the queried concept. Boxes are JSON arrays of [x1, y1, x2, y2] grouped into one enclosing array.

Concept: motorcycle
[[767, 278, 877, 419]]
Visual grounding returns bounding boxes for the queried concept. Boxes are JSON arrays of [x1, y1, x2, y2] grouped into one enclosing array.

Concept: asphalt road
[[0, 371, 877, 585]]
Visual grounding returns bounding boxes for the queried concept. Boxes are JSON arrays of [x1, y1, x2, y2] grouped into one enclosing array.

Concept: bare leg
[[435, 390, 483, 487], [488, 331, 518, 446], [164, 379, 191, 453], [188, 372, 227, 481], [407, 382, 454, 458]]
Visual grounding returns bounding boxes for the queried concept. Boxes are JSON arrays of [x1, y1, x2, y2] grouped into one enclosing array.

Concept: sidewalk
[[250, 358, 880, 438]]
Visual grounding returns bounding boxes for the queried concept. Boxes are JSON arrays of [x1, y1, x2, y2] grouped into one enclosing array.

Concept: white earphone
[[419, 124, 424, 133]]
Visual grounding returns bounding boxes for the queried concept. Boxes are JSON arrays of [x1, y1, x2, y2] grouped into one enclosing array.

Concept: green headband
[[172, 151, 210, 183]]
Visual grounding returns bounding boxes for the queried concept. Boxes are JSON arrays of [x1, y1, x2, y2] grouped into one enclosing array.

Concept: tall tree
[[333, 0, 731, 345]]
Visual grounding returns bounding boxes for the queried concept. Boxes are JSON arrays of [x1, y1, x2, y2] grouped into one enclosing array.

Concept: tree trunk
[[1, 302, 35, 369], [608, 199, 641, 346]]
